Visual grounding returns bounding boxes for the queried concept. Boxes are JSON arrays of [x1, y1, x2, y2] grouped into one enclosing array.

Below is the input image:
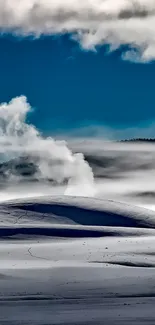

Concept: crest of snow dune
[[0, 95, 95, 197], [0, 0, 155, 61]]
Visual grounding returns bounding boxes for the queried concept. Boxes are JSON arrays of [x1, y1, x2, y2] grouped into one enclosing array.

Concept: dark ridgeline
[[119, 138, 155, 143]]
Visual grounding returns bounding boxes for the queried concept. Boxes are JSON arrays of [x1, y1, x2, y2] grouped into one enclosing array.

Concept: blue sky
[[0, 34, 155, 137]]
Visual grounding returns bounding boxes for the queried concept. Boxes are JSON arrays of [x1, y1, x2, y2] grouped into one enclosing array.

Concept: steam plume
[[0, 95, 95, 197]]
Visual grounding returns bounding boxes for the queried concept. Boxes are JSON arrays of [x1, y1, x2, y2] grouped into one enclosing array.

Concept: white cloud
[[0, 0, 155, 61]]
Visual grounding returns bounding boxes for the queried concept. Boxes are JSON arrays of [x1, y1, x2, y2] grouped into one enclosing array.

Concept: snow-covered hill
[[1, 195, 155, 324]]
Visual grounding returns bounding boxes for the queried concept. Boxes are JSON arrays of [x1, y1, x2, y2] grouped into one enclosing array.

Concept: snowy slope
[[1, 195, 155, 324]]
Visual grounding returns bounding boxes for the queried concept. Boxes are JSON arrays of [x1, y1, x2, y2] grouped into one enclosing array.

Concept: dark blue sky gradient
[[0, 34, 154, 134]]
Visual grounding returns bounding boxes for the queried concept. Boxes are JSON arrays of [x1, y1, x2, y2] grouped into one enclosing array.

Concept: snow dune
[[1, 195, 155, 324]]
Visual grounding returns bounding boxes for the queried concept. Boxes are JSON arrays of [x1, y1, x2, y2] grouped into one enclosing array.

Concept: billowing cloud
[[0, 0, 155, 61]]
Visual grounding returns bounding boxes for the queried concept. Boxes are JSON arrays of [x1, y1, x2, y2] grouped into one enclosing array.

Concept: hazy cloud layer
[[0, 0, 155, 61], [61, 121, 155, 141], [68, 138, 155, 209]]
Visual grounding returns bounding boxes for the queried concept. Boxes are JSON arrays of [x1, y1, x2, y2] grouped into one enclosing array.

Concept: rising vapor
[[0, 95, 95, 197], [0, 0, 155, 61]]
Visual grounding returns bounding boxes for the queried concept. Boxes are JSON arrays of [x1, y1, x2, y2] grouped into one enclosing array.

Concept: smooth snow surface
[[1, 195, 155, 324]]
